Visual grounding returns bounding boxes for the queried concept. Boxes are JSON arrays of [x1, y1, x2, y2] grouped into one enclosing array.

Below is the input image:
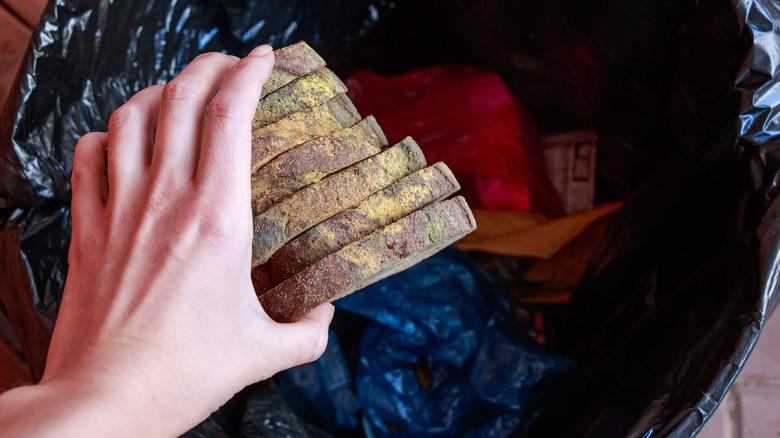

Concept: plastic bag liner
[[1, 0, 779, 436]]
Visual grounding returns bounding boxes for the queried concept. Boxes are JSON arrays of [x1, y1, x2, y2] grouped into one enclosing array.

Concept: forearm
[[0, 380, 154, 437]]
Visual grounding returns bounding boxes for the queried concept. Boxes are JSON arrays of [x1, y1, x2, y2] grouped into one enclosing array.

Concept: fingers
[[152, 53, 238, 184], [71, 132, 109, 224], [196, 45, 274, 193], [106, 85, 162, 204]]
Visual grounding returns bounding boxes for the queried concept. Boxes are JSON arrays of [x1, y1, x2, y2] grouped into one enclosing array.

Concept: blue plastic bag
[[333, 247, 574, 437]]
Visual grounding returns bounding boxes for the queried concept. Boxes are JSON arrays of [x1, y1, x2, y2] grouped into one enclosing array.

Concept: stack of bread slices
[[249, 42, 476, 323]]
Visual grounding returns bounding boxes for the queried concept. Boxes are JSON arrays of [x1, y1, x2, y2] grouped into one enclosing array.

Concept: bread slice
[[258, 197, 476, 322], [252, 68, 347, 130], [251, 137, 426, 266], [251, 116, 388, 214], [251, 264, 274, 295], [268, 162, 460, 283], [250, 94, 360, 174], [261, 42, 326, 99]]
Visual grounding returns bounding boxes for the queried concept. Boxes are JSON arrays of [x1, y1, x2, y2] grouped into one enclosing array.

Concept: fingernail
[[228, 55, 240, 61], [251, 44, 273, 57]]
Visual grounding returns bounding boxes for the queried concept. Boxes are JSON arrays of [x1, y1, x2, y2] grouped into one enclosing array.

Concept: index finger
[[196, 45, 275, 192]]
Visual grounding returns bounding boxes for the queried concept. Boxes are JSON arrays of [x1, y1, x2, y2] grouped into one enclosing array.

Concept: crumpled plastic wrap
[[0, 0, 779, 437]]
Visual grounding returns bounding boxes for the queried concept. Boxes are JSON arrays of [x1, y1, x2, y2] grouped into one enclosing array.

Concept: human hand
[[0, 45, 333, 437]]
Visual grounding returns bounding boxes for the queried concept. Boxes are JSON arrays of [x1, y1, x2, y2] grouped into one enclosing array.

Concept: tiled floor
[[698, 309, 780, 438], [1, 2, 779, 437]]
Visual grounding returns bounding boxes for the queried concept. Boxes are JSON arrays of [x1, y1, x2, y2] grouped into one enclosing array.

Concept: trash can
[[0, 0, 778, 436]]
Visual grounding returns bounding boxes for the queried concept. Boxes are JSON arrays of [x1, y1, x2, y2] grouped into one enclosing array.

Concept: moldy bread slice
[[251, 137, 426, 266], [261, 41, 326, 99], [251, 116, 387, 214], [258, 197, 476, 322], [250, 94, 360, 173], [268, 162, 460, 283], [252, 67, 347, 130]]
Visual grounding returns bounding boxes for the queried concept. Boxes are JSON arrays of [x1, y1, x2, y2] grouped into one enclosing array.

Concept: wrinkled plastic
[[181, 380, 333, 438], [738, 0, 780, 318], [275, 330, 363, 436], [334, 248, 573, 437], [0, 0, 779, 437], [346, 66, 562, 215]]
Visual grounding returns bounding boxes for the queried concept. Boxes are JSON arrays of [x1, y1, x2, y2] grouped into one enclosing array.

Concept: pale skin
[[0, 45, 333, 437]]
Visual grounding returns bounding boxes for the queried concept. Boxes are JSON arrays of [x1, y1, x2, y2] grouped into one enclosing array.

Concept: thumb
[[252, 303, 334, 377]]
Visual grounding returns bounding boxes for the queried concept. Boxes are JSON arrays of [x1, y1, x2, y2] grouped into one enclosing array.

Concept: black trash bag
[[1, 0, 779, 437], [182, 380, 333, 438]]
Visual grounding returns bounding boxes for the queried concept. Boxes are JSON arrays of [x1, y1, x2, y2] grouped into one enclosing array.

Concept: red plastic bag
[[346, 65, 561, 215]]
